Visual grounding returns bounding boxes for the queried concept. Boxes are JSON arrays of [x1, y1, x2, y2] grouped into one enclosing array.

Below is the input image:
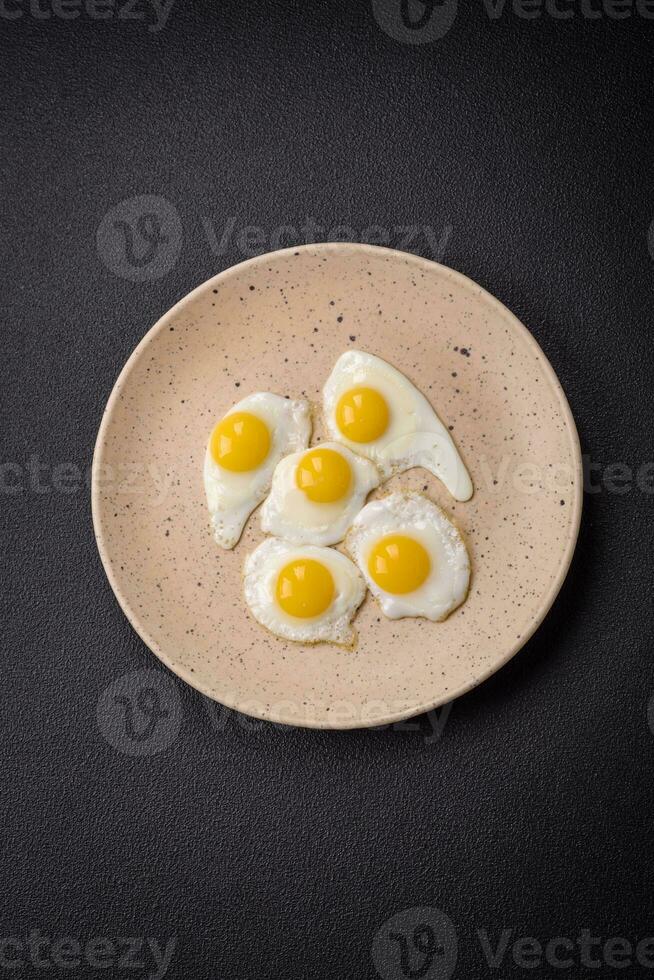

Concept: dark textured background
[[2, 1, 654, 977]]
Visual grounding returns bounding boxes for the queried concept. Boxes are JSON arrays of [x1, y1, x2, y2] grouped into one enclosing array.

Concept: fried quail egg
[[243, 537, 366, 645], [323, 350, 473, 500], [260, 442, 380, 546], [346, 492, 470, 620], [204, 393, 311, 549]]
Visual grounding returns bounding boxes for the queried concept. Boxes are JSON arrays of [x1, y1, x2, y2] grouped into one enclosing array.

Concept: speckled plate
[[92, 244, 582, 729]]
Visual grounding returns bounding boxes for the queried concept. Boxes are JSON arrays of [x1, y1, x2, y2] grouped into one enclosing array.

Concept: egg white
[[204, 393, 311, 549], [260, 442, 380, 546], [323, 350, 473, 501], [243, 538, 366, 645], [345, 492, 470, 621]]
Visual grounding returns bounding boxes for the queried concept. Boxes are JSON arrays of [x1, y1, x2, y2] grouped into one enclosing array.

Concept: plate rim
[[92, 242, 583, 730]]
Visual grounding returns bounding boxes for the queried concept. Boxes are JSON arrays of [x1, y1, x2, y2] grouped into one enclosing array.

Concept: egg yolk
[[276, 559, 335, 618], [210, 411, 271, 472], [367, 535, 431, 595], [295, 447, 352, 503], [335, 387, 389, 443]]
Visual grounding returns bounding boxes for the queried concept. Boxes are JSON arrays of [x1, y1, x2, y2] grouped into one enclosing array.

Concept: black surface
[[2, 2, 654, 978]]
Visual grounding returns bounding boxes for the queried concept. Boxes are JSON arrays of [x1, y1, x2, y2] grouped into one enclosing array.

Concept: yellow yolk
[[367, 535, 431, 595], [295, 448, 352, 503], [210, 412, 271, 472], [275, 559, 335, 619], [335, 387, 389, 443]]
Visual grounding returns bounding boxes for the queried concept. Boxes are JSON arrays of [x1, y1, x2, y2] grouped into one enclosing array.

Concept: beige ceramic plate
[[92, 244, 582, 729]]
